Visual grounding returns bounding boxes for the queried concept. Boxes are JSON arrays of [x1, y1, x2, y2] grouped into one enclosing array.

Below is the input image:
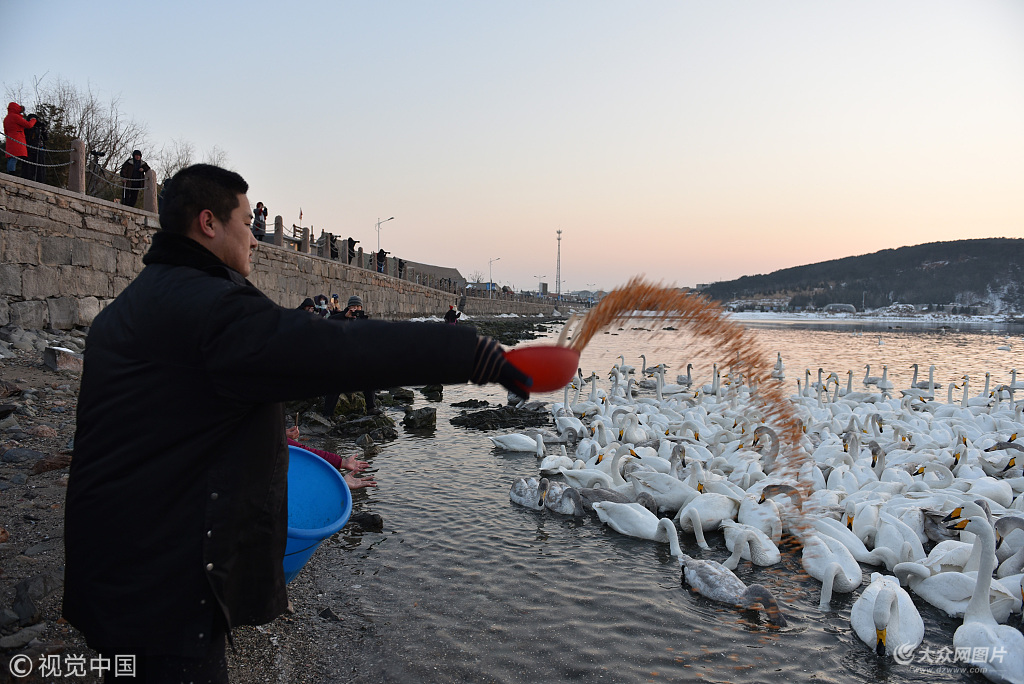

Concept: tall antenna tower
[[555, 229, 562, 301]]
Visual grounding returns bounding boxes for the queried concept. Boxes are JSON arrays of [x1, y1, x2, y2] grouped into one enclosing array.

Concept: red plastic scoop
[[504, 345, 581, 393]]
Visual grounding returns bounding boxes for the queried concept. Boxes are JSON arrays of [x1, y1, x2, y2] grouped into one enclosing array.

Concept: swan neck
[[964, 523, 997, 622]]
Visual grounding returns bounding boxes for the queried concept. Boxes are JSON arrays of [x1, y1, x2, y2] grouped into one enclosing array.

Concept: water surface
[[311, 319, 1022, 683]]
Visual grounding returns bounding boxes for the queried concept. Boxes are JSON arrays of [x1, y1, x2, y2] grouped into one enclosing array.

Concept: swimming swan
[[509, 477, 550, 510], [490, 433, 544, 455], [851, 572, 924, 657], [801, 532, 863, 610], [592, 501, 684, 557], [947, 516, 1024, 684], [720, 520, 781, 569], [679, 553, 787, 626]]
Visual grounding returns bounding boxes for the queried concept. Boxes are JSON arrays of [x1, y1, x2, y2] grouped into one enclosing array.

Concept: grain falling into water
[[569, 276, 813, 530]]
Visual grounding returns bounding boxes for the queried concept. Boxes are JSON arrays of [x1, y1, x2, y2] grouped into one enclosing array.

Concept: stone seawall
[[0, 175, 559, 327]]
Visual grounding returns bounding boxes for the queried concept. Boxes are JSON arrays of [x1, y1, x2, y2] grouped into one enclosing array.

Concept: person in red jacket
[[3, 102, 36, 175]]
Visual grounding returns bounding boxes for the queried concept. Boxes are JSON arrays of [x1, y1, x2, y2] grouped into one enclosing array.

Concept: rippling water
[[312, 317, 1022, 684]]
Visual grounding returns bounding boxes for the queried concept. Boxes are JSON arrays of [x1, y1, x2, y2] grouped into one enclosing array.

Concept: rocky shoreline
[[0, 315, 557, 683]]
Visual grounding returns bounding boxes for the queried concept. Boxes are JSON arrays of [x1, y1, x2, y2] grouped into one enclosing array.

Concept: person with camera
[[63, 164, 532, 682], [22, 113, 48, 183], [251, 201, 268, 241], [3, 101, 37, 175], [323, 295, 375, 415], [119, 149, 150, 208]]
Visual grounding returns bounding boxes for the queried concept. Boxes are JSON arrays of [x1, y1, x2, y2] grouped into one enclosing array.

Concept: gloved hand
[[471, 336, 533, 399]]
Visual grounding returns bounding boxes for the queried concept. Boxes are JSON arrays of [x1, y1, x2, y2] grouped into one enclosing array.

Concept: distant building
[[823, 303, 856, 314]]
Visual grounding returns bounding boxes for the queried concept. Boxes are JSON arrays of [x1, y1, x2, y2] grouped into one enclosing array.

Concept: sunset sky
[[5, 1, 1023, 292]]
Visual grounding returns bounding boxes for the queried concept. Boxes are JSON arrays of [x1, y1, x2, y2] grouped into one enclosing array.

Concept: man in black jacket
[[64, 164, 530, 682]]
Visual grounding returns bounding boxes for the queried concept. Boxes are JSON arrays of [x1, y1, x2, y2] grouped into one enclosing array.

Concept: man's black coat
[[64, 231, 477, 655]]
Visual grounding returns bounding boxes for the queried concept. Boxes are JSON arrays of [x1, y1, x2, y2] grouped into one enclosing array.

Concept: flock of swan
[[501, 354, 1024, 683]]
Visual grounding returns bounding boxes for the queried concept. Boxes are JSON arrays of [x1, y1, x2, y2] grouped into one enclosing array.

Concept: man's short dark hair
[[159, 164, 248, 234]]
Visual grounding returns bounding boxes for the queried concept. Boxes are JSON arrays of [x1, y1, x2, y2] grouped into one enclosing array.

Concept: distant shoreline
[[727, 310, 1024, 329]]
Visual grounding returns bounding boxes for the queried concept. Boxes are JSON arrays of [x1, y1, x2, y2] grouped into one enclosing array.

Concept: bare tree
[[153, 138, 195, 181], [203, 145, 229, 168], [468, 270, 485, 283], [5, 76, 149, 200]]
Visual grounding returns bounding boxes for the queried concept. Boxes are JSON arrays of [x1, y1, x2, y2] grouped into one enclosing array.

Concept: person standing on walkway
[[251, 201, 267, 241], [63, 163, 532, 682], [3, 102, 36, 175], [119, 149, 150, 208], [23, 113, 48, 183]]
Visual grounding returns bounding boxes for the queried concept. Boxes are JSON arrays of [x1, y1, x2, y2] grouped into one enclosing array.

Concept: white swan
[[675, 483, 741, 550], [850, 572, 924, 657], [489, 433, 544, 455], [875, 365, 894, 391], [592, 501, 683, 557], [720, 520, 781, 569], [863, 364, 882, 387], [801, 532, 863, 610], [679, 553, 788, 626], [948, 516, 1024, 683]]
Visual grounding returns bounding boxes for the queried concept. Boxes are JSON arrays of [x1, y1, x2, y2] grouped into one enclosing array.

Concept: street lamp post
[[375, 216, 394, 253], [534, 275, 546, 297], [587, 283, 596, 308], [488, 257, 500, 299]]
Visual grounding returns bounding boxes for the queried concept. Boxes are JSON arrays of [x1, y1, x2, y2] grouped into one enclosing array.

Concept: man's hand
[[285, 426, 300, 440], [471, 336, 533, 399]]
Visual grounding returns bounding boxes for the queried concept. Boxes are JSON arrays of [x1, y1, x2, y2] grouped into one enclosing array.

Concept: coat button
[[198, 632, 204, 639], [206, 563, 214, 571], [210, 492, 219, 500], [200, 599, 206, 605], [207, 530, 212, 538]]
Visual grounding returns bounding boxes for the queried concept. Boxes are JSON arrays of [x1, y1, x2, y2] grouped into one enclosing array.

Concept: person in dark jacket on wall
[[119, 149, 150, 207], [63, 163, 531, 683]]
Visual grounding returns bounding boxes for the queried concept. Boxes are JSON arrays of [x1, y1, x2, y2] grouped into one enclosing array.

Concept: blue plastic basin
[[283, 445, 352, 583]]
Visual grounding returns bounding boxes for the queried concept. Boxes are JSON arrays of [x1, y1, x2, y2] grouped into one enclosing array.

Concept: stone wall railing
[[0, 174, 558, 328]]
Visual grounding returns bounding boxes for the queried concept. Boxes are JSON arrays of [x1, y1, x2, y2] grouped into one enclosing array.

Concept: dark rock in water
[[452, 399, 489, 408], [354, 434, 375, 448], [390, 387, 415, 403], [368, 425, 399, 442], [333, 414, 397, 441], [330, 392, 367, 417], [469, 318, 561, 346], [402, 407, 436, 430], [419, 384, 443, 401], [450, 405, 552, 431], [1, 447, 46, 464], [349, 511, 384, 532], [318, 607, 343, 622]]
